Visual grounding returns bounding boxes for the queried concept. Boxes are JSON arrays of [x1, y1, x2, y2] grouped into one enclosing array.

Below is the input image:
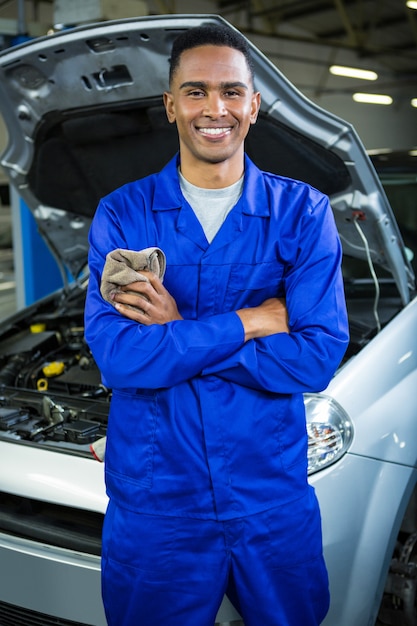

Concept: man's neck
[[179, 156, 245, 189]]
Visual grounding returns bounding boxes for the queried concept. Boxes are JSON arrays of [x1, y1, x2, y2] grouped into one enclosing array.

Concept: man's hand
[[236, 298, 289, 341], [112, 271, 183, 325]]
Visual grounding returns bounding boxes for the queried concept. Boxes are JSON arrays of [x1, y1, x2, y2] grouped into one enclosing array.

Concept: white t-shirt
[[179, 171, 244, 243]]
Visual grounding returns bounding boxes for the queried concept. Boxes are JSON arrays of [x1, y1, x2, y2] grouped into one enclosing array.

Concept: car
[[0, 13, 415, 626]]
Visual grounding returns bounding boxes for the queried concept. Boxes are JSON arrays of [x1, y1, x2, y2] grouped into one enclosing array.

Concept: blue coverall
[[84, 154, 349, 626]]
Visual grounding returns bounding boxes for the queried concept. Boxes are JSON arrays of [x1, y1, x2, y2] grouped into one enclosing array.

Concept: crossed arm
[[112, 270, 289, 341]]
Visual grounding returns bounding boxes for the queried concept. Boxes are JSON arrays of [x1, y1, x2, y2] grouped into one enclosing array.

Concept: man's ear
[[163, 92, 176, 123], [250, 91, 261, 125]]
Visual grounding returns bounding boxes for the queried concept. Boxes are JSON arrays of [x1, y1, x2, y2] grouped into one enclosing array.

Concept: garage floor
[[0, 200, 15, 320], [0, 248, 15, 320], [0, 194, 16, 310], [0, 236, 15, 326]]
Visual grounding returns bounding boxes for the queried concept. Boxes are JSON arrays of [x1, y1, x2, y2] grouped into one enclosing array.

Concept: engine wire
[[353, 216, 381, 333]]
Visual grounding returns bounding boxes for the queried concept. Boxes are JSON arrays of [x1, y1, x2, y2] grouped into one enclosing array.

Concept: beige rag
[[92, 246, 166, 462], [100, 247, 166, 305]]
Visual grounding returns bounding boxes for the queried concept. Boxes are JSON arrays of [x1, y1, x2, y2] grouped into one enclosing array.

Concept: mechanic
[[84, 23, 349, 626]]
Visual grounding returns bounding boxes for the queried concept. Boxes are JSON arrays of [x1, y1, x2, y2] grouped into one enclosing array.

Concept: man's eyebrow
[[179, 80, 249, 90], [179, 81, 206, 90]]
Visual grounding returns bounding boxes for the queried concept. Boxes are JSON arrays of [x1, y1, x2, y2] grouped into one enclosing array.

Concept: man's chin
[[199, 149, 236, 164]]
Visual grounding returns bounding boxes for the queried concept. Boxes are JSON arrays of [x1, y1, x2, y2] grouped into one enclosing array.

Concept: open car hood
[[0, 14, 414, 304]]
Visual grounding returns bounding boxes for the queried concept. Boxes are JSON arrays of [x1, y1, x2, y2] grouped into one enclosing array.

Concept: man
[[85, 23, 349, 626]]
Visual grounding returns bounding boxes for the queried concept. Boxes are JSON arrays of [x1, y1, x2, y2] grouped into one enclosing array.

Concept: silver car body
[[0, 14, 415, 626]]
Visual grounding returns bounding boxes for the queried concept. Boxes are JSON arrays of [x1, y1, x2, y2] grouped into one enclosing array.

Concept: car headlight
[[304, 393, 353, 475]]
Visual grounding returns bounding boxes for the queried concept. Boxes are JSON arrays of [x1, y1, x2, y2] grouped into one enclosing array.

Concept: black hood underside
[[28, 101, 350, 219]]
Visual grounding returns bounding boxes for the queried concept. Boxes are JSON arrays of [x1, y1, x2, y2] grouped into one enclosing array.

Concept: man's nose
[[203, 93, 226, 117]]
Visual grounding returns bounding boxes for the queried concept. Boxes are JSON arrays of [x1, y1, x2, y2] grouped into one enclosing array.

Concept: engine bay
[[0, 284, 109, 456]]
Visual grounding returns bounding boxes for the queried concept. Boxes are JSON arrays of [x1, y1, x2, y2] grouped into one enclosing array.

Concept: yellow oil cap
[[43, 361, 65, 377], [30, 323, 46, 333]]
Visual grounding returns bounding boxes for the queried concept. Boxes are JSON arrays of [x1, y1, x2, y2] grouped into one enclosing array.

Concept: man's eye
[[224, 90, 240, 97], [188, 90, 204, 97]]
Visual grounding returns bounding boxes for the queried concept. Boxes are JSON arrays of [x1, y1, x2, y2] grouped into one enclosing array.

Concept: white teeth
[[199, 127, 230, 135]]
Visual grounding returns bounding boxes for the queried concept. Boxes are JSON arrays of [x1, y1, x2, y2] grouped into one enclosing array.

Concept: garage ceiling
[[205, 0, 417, 99], [218, 1, 416, 71], [0, 0, 416, 100]]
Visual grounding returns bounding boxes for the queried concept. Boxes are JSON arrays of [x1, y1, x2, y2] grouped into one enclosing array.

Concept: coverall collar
[[152, 153, 271, 218]]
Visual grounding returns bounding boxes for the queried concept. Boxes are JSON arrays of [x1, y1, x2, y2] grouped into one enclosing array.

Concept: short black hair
[[169, 23, 255, 86]]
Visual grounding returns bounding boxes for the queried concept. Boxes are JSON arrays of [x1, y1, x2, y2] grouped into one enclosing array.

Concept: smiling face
[[164, 45, 260, 186]]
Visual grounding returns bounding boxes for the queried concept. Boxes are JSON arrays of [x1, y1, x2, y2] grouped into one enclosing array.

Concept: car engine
[[0, 283, 109, 456]]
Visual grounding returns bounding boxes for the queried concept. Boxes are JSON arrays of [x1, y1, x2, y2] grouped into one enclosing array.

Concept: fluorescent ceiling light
[[411, 98, 417, 108], [330, 65, 378, 80], [367, 148, 393, 156], [406, 1, 417, 9], [353, 93, 393, 105]]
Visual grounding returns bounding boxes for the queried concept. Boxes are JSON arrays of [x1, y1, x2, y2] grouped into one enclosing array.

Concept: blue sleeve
[[84, 199, 245, 390], [202, 196, 349, 394]]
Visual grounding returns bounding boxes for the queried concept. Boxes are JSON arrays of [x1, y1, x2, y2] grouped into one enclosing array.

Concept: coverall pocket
[[225, 262, 284, 309], [105, 388, 158, 489], [276, 394, 308, 471]]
